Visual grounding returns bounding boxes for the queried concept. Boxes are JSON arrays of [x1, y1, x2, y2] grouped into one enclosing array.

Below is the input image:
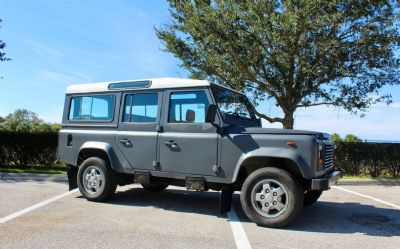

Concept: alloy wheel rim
[[250, 179, 289, 218], [83, 166, 104, 194]]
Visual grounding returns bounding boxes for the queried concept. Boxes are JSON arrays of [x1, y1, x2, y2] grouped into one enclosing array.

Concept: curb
[[337, 179, 400, 186], [1, 172, 399, 186], [0, 172, 68, 183]]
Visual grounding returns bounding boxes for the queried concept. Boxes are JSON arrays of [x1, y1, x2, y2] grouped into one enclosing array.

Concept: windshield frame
[[210, 83, 260, 126]]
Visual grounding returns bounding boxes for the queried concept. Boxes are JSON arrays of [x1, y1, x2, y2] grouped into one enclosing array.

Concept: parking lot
[[0, 174, 399, 249]]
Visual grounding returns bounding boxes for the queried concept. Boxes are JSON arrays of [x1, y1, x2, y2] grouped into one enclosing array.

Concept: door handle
[[120, 139, 132, 147], [164, 140, 178, 150]]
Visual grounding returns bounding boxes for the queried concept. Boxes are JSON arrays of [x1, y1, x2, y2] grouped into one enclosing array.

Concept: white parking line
[[332, 186, 400, 210], [227, 208, 252, 249], [0, 189, 79, 224]]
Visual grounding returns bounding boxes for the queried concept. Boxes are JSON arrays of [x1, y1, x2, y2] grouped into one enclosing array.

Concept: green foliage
[[331, 133, 342, 142], [335, 142, 400, 177], [157, 0, 400, 128], [0, 19, 10, 62], [0, 109, 60, 132], [344, 134, 362, 143], [0, 18, 10, 79], [0, 132, 63, 168]]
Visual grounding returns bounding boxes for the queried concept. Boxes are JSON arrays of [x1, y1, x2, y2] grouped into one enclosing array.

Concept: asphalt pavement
[[0, 173, 399, 249]]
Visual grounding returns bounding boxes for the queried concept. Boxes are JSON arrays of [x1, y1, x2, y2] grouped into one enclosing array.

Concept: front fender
[[231, 147, 312, 182], [78, 142, 122, 171]]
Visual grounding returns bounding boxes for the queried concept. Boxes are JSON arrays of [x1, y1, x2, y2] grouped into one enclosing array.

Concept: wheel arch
[[77, 142, 121, 172], [232, 148, 312, 189]]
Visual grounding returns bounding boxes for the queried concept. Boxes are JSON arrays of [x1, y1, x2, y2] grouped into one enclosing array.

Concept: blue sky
[[1, 0, 399, 141]]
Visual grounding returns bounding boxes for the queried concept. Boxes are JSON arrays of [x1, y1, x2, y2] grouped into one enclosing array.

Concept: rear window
[[123, 93, 158, 123], [69, 95, 115, 121]]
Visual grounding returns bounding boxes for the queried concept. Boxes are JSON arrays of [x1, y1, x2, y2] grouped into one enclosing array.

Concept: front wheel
[[77, 157, 117, 202], [240, 167, 303, 228]]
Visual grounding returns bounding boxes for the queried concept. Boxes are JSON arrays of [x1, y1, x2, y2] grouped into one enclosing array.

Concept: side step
[[134, 172, 150, 184], [185, 177, 206, 191]]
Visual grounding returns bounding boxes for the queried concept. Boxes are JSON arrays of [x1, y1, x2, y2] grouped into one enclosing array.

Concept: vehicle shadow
[[98, 185, 400, 237], [232, 194, 400, 237], [104, 186, 224, 217]]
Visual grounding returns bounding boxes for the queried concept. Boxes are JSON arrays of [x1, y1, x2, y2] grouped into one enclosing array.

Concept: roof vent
[[108, 80, 151, 90]]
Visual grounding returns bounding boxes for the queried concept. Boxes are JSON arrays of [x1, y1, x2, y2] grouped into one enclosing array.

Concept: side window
[[69, 95, 114, 121], [168, 91, 209, 123], [123, 93, 158, 123]]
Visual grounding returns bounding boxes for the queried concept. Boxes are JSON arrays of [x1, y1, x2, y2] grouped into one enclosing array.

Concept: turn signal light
[[287, 140, 296, 146]]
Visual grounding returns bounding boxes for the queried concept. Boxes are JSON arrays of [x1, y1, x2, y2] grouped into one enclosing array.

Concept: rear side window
[[123, 93, 158, 123], [69, 95, 115, 121]]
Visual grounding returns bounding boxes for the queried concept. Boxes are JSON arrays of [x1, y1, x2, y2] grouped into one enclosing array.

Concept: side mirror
[[206, 104, 218, 123]]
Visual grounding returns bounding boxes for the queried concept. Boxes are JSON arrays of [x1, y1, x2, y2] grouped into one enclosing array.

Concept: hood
[[227, 126, 327, 138]]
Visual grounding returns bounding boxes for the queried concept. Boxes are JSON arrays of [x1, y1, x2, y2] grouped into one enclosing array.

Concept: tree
[[0, 109, 60, 132], [1, 18, 10, 80], [331, 133, 342, 143], [0, 19, 10, 62], [344, 134, 362, 143], [156, 0, 400, 128]]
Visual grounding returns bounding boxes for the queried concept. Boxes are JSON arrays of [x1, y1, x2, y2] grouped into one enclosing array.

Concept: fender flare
[[231, 147, 312, 182], [78, 142, 122, 171]]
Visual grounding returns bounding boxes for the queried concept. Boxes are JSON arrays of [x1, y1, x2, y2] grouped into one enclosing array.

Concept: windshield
[[211, 84, 257, 121]]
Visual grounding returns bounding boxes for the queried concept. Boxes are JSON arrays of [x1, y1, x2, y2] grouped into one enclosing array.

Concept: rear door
[[116, 90, 162, 170], [158, 88, 218, 176]]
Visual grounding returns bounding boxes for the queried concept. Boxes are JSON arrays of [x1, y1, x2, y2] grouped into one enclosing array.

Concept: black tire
[[77, 157, 117, 202], [303, 190, 322, 207], [240, 167, 303, 228], [141, 182, 169, 191]]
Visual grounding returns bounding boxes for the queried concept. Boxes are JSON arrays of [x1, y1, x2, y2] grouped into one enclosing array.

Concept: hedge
[[0, 131, 399, 177], [0, 132, 64, 169], [335, 142, 400, 177]]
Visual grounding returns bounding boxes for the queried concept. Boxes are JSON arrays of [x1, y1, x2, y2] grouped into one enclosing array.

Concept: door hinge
[[156, 125, 163, 132], [212, 165, 221, 176], [152, 161, 161, 171]]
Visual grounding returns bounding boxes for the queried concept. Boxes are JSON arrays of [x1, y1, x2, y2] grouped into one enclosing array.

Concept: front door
[[158, 89, 218, 176], [116, 91, 161, 170]]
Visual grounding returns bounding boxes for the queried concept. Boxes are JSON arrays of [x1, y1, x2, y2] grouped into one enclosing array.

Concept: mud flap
[[219, 186, 233, 214], [67, 165, 78, 190]]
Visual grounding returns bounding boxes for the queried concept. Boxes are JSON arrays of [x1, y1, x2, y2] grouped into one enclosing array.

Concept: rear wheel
[[303, 190, 322, 206], [240, 167, 303, 228], [141, 182, 169, 191], [77, 157, 117, 201]]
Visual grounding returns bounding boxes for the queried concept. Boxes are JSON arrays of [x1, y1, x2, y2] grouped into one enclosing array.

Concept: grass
[[0, 167, 399, 179], [0, 167, 67, 174]]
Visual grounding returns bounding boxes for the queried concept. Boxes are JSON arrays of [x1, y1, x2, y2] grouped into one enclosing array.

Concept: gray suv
[[58, 78, 340, 228]]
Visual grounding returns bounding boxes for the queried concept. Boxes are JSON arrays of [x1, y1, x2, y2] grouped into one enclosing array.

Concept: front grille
[[324, 143, 334, 168]]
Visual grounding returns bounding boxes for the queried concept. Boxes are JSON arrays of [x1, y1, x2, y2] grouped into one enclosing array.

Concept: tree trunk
[[282, 112, 294, 129]]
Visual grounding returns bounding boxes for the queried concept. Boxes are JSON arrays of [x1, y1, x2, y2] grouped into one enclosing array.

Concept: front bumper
[[311, 170, 341, 191]]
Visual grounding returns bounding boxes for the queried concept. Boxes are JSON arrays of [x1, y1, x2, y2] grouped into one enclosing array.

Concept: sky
[[1, 0, 399, 141]]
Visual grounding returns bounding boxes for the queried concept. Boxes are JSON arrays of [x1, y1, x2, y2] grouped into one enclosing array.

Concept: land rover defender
[[58, 78, 341, 228]]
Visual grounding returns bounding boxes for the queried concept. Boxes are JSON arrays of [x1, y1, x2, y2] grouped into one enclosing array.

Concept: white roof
[[66, 77, 211, 94]]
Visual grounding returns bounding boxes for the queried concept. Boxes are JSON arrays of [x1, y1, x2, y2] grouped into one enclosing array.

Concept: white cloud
[[260, 103, 400, 141], [26, 41, 64, 62], [391, 102, 400, 108]]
